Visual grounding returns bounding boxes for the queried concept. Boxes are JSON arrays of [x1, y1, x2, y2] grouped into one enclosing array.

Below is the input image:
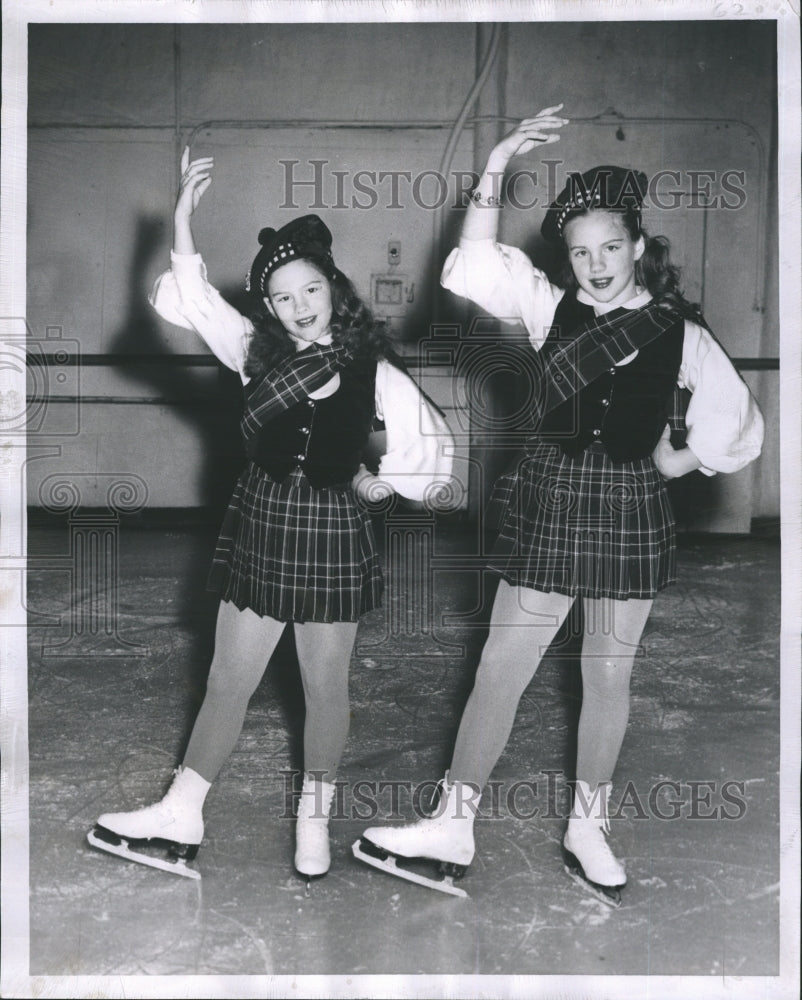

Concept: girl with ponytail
[[558, 207, 708, 327], [357, 108, 764, 906]]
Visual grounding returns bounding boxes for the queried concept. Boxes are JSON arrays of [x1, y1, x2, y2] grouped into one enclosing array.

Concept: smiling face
[[265, 258, 334, 348], [563, 210, 645, 308]]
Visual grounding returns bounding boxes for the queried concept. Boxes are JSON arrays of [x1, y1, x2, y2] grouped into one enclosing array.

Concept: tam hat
[[246, 214, 334, 297], [541, 166, 648, 244]]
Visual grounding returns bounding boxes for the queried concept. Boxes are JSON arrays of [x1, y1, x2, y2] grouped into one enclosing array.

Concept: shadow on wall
[[108, 214, 246, 516]]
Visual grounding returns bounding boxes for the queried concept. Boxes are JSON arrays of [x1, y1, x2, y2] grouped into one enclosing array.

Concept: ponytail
[[637, 234, 708, 327]]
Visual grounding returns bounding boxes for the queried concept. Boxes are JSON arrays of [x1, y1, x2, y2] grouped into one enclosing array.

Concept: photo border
[[2, 2, 799, 998]]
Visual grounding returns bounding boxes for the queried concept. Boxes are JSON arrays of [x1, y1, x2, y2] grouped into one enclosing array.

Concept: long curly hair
[[557, 207, 708, 326], [244, 253, 392, 380]]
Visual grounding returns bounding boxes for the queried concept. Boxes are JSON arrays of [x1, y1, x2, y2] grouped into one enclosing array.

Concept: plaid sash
[[240, 342, 354, 443], [668, 384, 691, 447], [535, 301, 682, 424]]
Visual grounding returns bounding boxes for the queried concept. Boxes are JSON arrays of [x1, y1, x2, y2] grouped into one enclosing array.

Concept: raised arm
[[461, 104, 569, 243], [439, 106, 568, 344], [173, 146, 214, 255], [149, 147, 252, 378]]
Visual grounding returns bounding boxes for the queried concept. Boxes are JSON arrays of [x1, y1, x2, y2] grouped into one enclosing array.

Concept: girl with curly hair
[[357, 106, 764, 905], [88, 148, 453, 885]]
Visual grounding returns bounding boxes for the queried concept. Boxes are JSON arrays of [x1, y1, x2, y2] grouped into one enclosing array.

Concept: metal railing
[[26, 351, 779, 408]]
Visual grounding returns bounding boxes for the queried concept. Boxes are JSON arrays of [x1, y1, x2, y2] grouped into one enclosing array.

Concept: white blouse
[[150, 252, 454, 502], [441, 238, 764, 476]]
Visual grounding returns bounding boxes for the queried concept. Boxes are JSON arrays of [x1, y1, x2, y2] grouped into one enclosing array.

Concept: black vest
[[245, 357, 377, 488], [536, 293, 685, 461]]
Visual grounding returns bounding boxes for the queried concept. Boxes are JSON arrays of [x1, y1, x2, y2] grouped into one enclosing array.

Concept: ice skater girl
[[89, 148, 453, 883], [357, 106, 764, 904]]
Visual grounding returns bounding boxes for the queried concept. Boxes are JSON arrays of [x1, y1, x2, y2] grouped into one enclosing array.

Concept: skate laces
[[588, 814, 612, 839], [572, 781, 612, 834], [295, 809, 331, 876], [425, 772, 480, 822], [297, 778, 336, 821], [296, 817, 329, 845], [426, 775, 450, 817]]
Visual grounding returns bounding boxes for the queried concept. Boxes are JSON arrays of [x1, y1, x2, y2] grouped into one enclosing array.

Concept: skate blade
[[87, 826, 201, 881], [563, 850, 623, 908], [352, 838, 469, 899], [297, 871, 327, 896]]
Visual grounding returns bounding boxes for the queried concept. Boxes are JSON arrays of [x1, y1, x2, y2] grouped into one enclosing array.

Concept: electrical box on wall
[[371, 273, 414, 318], [370, 239, 414, 335], [371, 274, 415, 339]]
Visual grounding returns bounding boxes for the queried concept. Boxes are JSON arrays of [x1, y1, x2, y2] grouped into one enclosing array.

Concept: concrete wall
[[26, 21, 779, 528]]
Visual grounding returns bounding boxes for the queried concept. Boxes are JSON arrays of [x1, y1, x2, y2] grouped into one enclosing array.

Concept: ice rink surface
[[26, 520, 780, 977]]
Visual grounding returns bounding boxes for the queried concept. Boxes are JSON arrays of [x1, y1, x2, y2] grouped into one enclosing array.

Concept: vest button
[[592, 428, 601, 437], [601, 398, 610, 407], [295, 453, 305, 461], [609, 367, 616, 375], [300, 426, 310, 434]]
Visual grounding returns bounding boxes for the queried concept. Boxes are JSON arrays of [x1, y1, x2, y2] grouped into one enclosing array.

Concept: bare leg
[[358, 582, 574, 877], [449, 581, 575, 788], [292, 620, 358, 877], [94, 600, 287, 861], [562, 597, 653, 896], [575, 596, 653, 787], [294, 620, 359, 783], [183, 599, 287, 782]]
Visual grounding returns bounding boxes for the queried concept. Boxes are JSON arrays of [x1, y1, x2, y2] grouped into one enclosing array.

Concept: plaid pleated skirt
[[208, 462, 383, 623], [488, 442, 676, 600]]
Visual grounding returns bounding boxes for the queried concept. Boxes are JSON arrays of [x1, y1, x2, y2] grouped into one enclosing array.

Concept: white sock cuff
[[176, 766, 212, 802]]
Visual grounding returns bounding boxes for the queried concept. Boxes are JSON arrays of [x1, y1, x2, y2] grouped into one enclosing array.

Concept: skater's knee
[[297, 647, 350, 706], [581, 658, 633, 697], [204, 654, 262, 705], [300, 668, 349, 712]]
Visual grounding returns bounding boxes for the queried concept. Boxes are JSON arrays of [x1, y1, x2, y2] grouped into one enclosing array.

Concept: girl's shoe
[[562, 779, 626, 906], [87, 766, 211, 879], [353, 772, 479, 897], [295, 773, 337, 879]]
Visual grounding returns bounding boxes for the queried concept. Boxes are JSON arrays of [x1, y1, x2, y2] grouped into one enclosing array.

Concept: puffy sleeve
[[149, 251, 252, 382], [679, 321, 764, 476], [440, 237, 564, 350], [373, 359, 456, 504]]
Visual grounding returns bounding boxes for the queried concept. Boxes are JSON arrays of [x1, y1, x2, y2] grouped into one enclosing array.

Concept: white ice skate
[[295, 774, 336, 890], [562, 780, 626, 907], [353, 772, 478, 898], [87, 767, 210, 880]]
